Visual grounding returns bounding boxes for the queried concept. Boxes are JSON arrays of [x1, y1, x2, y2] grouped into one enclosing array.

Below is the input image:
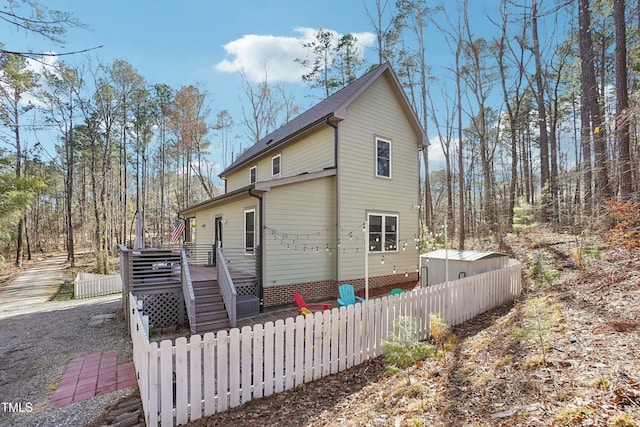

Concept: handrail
[[217, 246, 237, 328], [181, 250, 197, 334]]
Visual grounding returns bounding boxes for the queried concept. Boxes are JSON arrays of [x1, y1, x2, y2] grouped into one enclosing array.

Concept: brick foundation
[[262, 272, 419, 307]]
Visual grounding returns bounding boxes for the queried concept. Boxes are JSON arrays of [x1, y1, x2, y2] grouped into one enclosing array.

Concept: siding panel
[[194, 196, 258, 250], [225, 126, 334, 192], [337, 74, 420, 281], [263, 177, 336, 287]]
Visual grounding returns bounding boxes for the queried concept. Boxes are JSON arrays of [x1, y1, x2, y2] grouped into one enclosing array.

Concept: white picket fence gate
[[74, 272, 122, 299], [130, 259, 522, 426]]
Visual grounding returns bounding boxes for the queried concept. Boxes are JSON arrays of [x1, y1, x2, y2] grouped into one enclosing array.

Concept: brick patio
[[50, 351, 137, 408]]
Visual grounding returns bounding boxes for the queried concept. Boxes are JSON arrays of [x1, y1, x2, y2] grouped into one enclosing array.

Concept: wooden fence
[[130, 259, 522, 426], [74, 272, 122, 299]]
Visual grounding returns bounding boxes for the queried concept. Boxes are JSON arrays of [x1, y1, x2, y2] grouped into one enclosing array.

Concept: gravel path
[[0, 257, 134, 427]]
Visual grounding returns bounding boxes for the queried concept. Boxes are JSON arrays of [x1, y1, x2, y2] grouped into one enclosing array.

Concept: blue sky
[[3, 0, 550, 174]]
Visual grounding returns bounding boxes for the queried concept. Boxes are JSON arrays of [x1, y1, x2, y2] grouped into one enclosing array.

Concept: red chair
[[293, 293, 330, 315]]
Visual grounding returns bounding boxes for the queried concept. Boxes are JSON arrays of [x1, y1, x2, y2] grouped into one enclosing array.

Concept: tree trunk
[[65, 99, 75, 267], [531, 0, 551, 221], [456, 41, 465, 250], [614, 0, 633, 199], [579, 0, 611, 211]]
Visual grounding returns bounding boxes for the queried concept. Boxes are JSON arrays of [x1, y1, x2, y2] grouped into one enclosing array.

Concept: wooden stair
[[191, 278, 231, 333]]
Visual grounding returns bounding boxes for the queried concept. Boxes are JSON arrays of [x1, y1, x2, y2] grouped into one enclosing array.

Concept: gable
[[219, 63, 427, 180]]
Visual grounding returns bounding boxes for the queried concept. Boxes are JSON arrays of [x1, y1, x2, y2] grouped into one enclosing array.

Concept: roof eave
[[180, 185, 256, 217], [218, 114, 335, 179]]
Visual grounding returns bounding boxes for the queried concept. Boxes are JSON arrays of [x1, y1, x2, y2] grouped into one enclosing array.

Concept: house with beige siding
[[180, 62, 427, 309]]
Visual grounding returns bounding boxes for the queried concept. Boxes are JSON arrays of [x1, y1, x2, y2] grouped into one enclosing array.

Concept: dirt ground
[[184, 230, 640, 426]]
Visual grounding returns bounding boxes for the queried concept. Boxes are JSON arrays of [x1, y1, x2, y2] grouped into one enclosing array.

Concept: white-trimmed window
[[249, 166, 257, 184], [368, 213, 398, 252], [244, 208, 256, 255], [376, 137, 391, 178], [272, 154, 281, 177]]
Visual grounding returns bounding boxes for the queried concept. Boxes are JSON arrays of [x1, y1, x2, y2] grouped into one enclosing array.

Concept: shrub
[[572, 230, 601, 271], [382, 316, 435, 369], [527, 252, 558, 285], [512, 196, 537, 234], [514, 297, 561, 367]]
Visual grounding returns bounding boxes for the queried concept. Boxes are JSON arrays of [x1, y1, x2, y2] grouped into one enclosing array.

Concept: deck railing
[[119, 244, 185, 332], [181, 250, 197, 334], [184, 242, 217, 266], [217, 246, 237, 328]]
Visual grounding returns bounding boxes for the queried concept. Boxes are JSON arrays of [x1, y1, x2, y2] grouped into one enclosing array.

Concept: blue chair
[[390, 288, 404, 296], [337, 284, 365, 307]]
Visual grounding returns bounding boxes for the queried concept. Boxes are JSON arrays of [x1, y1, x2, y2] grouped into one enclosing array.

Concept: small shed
[[420, 249, 509, 286]]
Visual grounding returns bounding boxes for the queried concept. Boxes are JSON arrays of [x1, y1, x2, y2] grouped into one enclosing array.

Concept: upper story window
[[249, 166, 257, 184], [376, 137, 391, 178], [272, 154, 281, 177], [368, 213, 398, 252]]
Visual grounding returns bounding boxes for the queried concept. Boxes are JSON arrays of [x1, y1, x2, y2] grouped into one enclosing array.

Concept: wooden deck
[[188, 265, 255, 282]]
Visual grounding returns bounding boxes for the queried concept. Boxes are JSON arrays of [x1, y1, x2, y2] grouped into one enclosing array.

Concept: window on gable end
[[376, 138, 391, 178], [250, 166, 257, 184]]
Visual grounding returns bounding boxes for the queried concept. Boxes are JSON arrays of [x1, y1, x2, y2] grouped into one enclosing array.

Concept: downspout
[[326, 116, 338, 168], [326, 117, 339, 288], [248, 188, 264, 312]]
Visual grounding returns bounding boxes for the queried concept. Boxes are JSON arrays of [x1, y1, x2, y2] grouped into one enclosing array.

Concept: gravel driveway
[[0, 256, 134, 427]]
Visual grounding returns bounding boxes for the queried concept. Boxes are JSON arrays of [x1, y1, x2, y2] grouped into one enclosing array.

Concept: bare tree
[[395, 0, 438, 231], [363, 0, 399, 65], [168, 85, 215, 204], [428, 86, 456, 236], [238, 69, 298, 143], [214, 110, 234, 169], [461, 0, 499, 234], [493, 0, 531, 229], [530, 0, 552, 220]]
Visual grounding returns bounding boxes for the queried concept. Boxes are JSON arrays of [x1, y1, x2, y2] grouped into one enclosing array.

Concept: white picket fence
[[130, 259, 522, 426], [74, 272, 122, 299]]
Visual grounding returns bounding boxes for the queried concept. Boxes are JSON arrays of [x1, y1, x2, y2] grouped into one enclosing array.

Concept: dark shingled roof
[[219, 62, 427, 178]]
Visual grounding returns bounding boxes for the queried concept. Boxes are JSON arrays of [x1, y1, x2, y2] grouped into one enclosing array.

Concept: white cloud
[[428, 135, 447, 171], [25, 53, 59, 76], [22, 54, 59, 108], [215, 27, 376, 83]]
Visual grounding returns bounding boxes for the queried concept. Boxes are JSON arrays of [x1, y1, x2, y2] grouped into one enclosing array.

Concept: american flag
[[171, 218, 185, 244]]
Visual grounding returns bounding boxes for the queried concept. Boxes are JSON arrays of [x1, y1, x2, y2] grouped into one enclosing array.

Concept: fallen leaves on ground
[[187, 229, 640, 426]]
